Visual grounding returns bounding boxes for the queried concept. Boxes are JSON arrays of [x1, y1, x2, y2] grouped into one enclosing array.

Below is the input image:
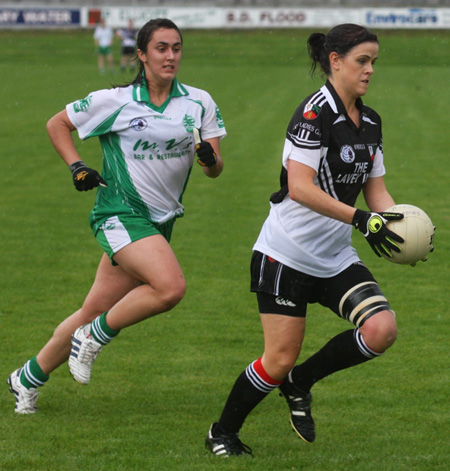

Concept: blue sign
[[0, 9, 81, 27]]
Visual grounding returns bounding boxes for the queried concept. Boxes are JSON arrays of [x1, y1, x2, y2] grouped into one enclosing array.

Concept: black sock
[[217, 358, 281, 434], [291, 329, 378, 392], [217, 371, 268, 434]]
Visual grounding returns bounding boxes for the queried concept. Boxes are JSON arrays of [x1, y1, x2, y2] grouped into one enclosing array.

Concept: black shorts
[[122, 46, 136, 56], [250, 251, 391, 327]]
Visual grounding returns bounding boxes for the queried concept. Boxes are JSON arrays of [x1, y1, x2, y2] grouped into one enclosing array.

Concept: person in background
[[94, 18, 114, 74], [116, 19, 138, 73], [206, 23, 404, 456], [8, 18, 226, 415]]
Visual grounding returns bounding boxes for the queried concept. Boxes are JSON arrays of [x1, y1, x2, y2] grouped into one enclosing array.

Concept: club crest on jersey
[[215, 106, 225, 128], [340, 145, 356, 163], [182, 114, 196, 132], [73, 96, 92, 113], [303, 103, 321, 120], [130, 118, 148, 131]]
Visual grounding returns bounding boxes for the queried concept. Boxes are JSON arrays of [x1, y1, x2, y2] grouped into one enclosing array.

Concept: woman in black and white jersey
[[116, 19, 138, 73], [206, 23, 404, 457]]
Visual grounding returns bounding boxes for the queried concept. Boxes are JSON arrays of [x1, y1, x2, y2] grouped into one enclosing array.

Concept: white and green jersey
[[94, 25, 113, 48], [66, 79, 226, 232]]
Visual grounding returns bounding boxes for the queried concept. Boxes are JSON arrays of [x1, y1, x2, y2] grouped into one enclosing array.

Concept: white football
[[383, 204, 435, 265]]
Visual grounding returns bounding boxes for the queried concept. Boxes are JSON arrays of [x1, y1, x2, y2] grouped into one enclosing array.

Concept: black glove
[[69, 160, 107, 191], [352, 209, 404, 258], [195, 141, 217, 168]]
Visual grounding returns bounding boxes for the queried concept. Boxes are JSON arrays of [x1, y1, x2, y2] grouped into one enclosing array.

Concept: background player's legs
[[97, 53, 105, 73], [120, 54, 127, 72], [106, 52, 114, 73]]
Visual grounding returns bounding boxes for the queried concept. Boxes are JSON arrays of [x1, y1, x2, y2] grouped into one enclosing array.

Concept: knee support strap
[[339, 281, 391, 328]]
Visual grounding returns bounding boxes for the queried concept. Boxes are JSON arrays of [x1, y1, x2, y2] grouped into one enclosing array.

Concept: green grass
[[0, 29, 449, 470]]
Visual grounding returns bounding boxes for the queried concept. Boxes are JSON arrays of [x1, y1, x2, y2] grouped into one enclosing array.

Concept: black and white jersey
[[253, 81, 385, 277], [117, 28, 137, 48]]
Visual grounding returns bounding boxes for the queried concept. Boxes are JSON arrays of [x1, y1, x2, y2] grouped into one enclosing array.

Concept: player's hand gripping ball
[[352, 209, 404, 258], [381, 204, 435, 266], [70, 160, 107, 191]]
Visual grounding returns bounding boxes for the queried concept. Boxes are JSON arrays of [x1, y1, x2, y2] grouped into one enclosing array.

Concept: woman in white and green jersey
[[8, 18, 226, 414]]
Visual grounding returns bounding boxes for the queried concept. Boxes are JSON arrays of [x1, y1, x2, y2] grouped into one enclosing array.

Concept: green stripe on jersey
[[187, 99, 206, 119], [90, 133, 150, 231], [86, 104, 128, 138]]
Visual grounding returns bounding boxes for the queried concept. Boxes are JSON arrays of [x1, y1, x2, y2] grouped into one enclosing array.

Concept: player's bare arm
[[287, 159, 356, 224], [46, 110, 81, 166], [363, 176, 396, 212]]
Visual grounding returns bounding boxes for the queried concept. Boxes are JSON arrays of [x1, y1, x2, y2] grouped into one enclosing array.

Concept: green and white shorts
[[94, 213, 175, 264], [98, 46, 112, 55]]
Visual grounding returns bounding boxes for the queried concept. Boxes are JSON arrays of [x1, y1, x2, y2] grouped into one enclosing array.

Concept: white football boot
[[68, 325, 102, 385], [7, 368, 39, 414]]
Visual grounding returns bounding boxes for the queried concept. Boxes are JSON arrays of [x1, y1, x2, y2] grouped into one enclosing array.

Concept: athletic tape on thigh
[[339, 282, 391, 328]]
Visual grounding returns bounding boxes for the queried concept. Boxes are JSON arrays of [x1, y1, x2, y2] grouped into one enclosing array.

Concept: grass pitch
[[0, 28, 449, 470]]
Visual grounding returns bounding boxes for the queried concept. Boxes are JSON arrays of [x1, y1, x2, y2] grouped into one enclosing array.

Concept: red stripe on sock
[[253, 357, 282, 386]]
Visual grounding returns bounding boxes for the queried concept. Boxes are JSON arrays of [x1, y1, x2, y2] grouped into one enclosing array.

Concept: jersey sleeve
[[282, 98, 324, 172], [369, 145, 385, 177], [369, 117, 386, 178], [66, 88, 129, 140], [195, 89, 227, 141]]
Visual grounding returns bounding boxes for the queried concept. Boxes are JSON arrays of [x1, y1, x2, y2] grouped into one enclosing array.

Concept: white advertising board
[[1, 6, 449, 29], [91, 7, 450, 29]]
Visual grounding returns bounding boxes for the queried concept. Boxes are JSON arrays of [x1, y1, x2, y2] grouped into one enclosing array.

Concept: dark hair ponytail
[[307, 32, 327, 76], [307, 24, 378, 77]]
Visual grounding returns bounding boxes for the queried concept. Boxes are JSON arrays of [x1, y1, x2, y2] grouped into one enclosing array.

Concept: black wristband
[[69, 160, 87, 174], [352, 209, 366, 228]]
